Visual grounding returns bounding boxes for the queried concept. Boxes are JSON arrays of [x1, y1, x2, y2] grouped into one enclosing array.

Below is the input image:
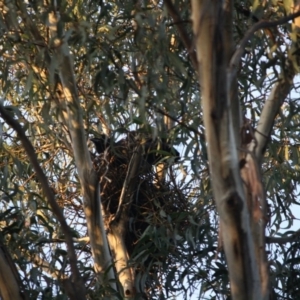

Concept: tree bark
[[47, 10, 117, 295], [191, 1, 263, 299], [0, 242, 27, 300]]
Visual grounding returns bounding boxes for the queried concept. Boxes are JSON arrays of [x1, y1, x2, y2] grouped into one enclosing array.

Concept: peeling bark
[[191, 1, 263, 299]]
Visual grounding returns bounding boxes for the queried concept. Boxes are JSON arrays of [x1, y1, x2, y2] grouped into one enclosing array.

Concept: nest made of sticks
[[91, 134, 188, 258]]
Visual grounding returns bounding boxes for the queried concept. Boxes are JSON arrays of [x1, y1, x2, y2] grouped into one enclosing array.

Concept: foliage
[[0, 0, 300, 299]]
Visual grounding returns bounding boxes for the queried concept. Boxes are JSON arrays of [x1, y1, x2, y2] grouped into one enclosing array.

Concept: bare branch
[[266, 229, 300, 245], [253, 75, 293, 163], [34, 237, 90, 246], [113, 145, 142, 222]]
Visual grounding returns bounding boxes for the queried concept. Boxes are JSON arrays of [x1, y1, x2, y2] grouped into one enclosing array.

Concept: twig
[[164, 0, 198, 70], [113, 145, 142, 222], [229, 11, 300, 81], [266, 228, 300, 244], [152, 104, 203, 136], [35, 237, 90, 245]]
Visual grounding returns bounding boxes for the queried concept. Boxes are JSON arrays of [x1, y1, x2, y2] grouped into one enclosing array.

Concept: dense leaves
[[0, 0, 300, 299]]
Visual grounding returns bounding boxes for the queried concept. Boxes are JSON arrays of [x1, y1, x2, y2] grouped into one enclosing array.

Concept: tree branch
[[0, 104, 85, 300], [48, 10, 117, 297], [229, 11, 300, 82], [253, 75, 293, 163], [113, 145, 142, 222], [266, 229, 300, 244], [164, 0, 198, 70], [107, 146, 143, 298]]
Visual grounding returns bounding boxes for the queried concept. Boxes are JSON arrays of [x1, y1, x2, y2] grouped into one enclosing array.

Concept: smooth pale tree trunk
[[191, 1, 266, 299], [47, 10, 122, 298], [191, 0, 300, 299]]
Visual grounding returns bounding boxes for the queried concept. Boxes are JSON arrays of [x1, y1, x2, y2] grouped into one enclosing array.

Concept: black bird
[[143, 139, 180, 165], [90, 135, 110, 153], [90, 135, 128, 165], [90, 133, 179, 165]]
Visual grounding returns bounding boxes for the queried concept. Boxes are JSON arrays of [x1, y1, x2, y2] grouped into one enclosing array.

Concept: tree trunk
[[191, 1, 267, 299]]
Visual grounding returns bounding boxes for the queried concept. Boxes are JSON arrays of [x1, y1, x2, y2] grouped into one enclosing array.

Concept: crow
[[90, 135, 110, 153], [90, 133, 179, 165]]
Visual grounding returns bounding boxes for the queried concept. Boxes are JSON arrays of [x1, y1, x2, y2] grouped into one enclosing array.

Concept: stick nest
[[92, 140, 188, 258]]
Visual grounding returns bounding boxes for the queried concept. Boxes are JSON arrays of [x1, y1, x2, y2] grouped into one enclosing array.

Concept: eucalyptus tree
[[1, 1, 300, 300]]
